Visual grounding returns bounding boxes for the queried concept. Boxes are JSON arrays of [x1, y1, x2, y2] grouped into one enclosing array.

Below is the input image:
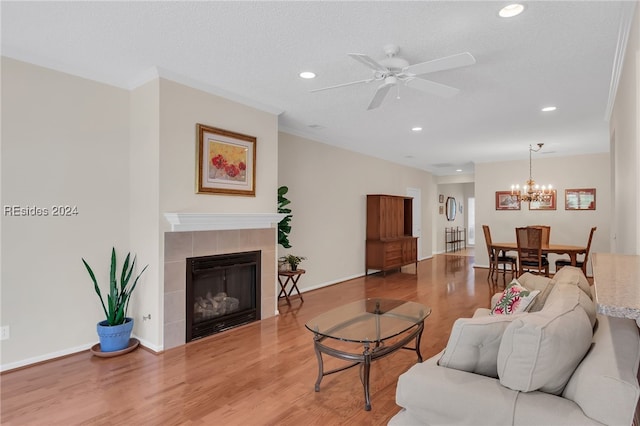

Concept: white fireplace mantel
[[164, 212, 286, 232]]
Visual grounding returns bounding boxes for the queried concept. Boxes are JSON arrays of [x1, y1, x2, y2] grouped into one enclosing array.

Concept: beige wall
[[610, 4, 640, 255], [1, 61, 280, 368], [1, 58, 131, 367], [278, 132, 435, 292], [130, 78, 280, 351], [129, 79, 161, 348], [475, 153, 611, 275]]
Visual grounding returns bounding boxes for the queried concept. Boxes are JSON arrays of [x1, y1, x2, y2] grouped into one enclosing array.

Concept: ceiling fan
[[311, 44, 476, 110]]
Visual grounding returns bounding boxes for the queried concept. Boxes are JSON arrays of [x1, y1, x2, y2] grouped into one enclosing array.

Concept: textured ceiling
[[2, 1, 636, 175]]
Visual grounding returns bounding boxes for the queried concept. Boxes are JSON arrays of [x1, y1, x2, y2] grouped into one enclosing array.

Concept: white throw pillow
[[497, 304, 593, 395], [552, 266, 592, 300], [490, 279, 540, 315], [518, 272, 555, 312], [438, 313, 523, 378]]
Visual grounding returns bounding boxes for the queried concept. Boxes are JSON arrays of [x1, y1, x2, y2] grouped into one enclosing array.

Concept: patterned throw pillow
[[490, 280, 540, 315]]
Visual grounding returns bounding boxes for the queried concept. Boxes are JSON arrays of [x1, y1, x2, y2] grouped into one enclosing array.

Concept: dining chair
[[530, 225, 550, 260], [530, 225, 551, 246], [516, 226, 549, 277], [483, 225, 518, 285], [555, 226, 597, 275]]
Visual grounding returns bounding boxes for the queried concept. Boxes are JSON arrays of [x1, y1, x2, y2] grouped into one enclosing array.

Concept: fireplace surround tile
[[164, 320, 185, 349], [164, 290, 186, 325], [164, 260, 185, 293], [163, 227, 277, 350], [165, 232, 193, 262]]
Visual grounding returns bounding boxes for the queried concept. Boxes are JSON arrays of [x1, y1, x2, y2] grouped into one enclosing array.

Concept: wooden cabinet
[[365, 194, 418, 275]]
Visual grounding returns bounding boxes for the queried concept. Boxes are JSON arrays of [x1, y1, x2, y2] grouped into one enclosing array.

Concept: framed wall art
[[439, 194, 444, 203], [529, 190, 557, 210], [196, 124, 256, 196], [565, 188, 596, 210], [495, 191, 521, 210]]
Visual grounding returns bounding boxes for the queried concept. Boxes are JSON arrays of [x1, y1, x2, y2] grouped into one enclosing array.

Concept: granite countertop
[[592, 252, 640, 321]]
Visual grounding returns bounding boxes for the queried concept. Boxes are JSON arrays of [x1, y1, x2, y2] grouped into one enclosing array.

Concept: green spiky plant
[[82, 248, 148, 326], [278, 185, 292, 249]]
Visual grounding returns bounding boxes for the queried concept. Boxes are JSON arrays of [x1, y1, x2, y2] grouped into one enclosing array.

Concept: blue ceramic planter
[[96, 317, 134, 352]]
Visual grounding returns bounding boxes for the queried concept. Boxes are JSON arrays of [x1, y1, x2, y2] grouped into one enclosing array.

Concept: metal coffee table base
[[312, 321, 424, 411]]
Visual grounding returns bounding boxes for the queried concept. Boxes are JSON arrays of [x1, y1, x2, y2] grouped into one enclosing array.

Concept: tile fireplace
[[163, 213, 282, 350]]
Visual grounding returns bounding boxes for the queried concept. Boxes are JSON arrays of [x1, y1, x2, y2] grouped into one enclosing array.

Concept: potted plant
[[279, 254, 307, 271], [82, 248, 148, 352], [277, 185, 293, 249]]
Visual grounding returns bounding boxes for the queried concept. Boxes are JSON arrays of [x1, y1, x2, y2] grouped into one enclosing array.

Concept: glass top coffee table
[[305, 298, 431, 411]]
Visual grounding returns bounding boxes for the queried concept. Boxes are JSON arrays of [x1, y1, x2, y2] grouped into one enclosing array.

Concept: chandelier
[[511, 143, 553, 203]]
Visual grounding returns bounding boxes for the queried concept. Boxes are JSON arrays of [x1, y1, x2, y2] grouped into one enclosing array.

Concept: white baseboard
[[1, 342, 94, 372], [133, 335, 163, 353], [0, 334, 163, 372]]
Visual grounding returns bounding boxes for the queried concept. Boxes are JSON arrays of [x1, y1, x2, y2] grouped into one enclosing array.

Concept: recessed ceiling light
[[411, 127, 423, 132], [541, 106, 557, 112], [299, 71, 316, 79], [456, 169, 463, 172], [499, 4, 525, 18]]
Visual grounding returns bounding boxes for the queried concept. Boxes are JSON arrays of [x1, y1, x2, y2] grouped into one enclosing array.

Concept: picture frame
[[439, 205, 444, 215], [439, 194, 444, 203], [565, 188, 596, 210], [529, 190, 557, 210], [495, 191, 521, 210], [196, 124, 256, 196]]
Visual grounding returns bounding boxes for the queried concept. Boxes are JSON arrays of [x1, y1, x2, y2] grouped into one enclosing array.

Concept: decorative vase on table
[[96, 317, 134, 352]]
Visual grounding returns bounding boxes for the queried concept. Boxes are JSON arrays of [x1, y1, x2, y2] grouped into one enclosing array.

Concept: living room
[[1, 1, 639, 423]]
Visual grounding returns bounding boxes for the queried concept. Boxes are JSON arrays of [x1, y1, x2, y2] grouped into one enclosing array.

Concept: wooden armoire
[[365, 194, 418, 275]]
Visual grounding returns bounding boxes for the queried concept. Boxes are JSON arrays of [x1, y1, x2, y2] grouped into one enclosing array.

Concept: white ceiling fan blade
[[404, 52, 476, 76], [405, 78, 460, 98], [310, 78, 374, 92], [367, 83, 393, 110], [348, 53, 388, 73]]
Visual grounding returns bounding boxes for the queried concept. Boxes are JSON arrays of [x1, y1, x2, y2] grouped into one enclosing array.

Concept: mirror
[[446, 197, 456, 221]]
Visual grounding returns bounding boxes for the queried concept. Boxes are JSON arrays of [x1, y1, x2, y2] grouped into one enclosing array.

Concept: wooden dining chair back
[[555, 226, 597, 275], [483, 225, 518, 285], [516, 226, 549, 277], [530, 225, 550, 246]]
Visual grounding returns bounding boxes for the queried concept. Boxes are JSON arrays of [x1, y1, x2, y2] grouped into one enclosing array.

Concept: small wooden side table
[[278, 269, 305, 304]]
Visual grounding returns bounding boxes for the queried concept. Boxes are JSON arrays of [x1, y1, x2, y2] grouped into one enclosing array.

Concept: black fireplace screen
[[186, 250, 260, 342]]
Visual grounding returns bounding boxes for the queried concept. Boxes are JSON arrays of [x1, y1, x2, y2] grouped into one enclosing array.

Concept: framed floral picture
[[529, 190, 557, 210], [495, 191, 521, 210], [196, 124, 256, 196]]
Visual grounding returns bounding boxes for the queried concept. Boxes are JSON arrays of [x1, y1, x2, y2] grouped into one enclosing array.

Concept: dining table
[[490, 242, 588, 268]]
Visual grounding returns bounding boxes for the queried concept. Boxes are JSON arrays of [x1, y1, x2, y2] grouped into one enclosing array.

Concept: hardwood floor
[[1, 254, 495, 426]]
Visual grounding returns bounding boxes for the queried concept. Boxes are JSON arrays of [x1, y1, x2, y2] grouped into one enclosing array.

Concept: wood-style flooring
[[1, 254, 497, 426]]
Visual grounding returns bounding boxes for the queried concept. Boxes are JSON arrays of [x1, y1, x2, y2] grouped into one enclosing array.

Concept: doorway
[[407, 188, 422, 259]]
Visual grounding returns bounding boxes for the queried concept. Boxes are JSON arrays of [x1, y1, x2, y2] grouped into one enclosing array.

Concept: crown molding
[[604, 1, 637, 121]]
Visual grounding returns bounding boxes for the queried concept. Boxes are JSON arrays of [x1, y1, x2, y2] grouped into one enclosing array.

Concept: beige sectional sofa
[[389, 267, 640, 426]]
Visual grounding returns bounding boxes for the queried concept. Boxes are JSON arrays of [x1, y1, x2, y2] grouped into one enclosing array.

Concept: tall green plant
[[82, 248, 148, 326], [278, 185, 292, 249]]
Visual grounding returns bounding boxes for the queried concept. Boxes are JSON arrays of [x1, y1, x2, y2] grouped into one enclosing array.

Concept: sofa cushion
[[397, 354, 519, 426], [518, 272, 555, 312], [438, 312, 524, 378], [562, 315, 640, 426], [497, 303, 593, 395], [552, 266, 592, 300], [490, 279, 540, 315], [546, 282, 597, 329]]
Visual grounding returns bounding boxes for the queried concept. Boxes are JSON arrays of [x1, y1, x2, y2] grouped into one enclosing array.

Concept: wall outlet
[[1, 326, 10, 341]]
